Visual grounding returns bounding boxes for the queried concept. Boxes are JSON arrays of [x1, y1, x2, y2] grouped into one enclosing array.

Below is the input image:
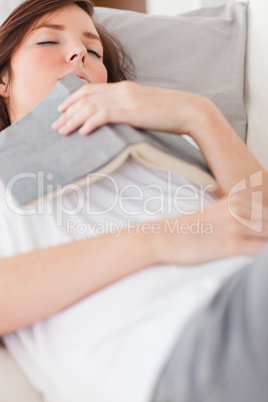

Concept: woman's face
[[2, 4, 107, 124]]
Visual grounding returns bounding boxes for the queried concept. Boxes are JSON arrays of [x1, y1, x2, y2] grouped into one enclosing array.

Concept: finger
[[239, 216, 268, 238], [239, 238, 268, 256], [58, 83, 107, 112], [53, 98, 90, 130], [58, 107, 95, 135], [79, 110, 109, 135], [57, 84, 94, 113]]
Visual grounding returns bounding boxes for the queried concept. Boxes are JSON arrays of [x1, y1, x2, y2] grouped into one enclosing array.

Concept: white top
[[1, 157, 252, 402]]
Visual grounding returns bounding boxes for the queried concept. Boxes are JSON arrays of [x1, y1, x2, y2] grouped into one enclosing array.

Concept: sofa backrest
[[244, 0, 268, 170]]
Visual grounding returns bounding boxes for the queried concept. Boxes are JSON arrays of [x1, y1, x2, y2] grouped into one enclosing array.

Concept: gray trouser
[[151, 244, 268, 402]]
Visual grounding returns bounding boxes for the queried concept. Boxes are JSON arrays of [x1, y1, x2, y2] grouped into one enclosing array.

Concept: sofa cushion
[[0, 344, 43, 402]]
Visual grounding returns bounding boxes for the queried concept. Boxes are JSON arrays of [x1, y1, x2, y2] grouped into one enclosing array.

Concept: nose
[[66, 45, 87, 65]]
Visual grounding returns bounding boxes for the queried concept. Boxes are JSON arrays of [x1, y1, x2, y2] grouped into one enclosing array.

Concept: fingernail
[[59, 127, 67, 134], [78, 127, 87, 135], [58, 104, 64, 112]]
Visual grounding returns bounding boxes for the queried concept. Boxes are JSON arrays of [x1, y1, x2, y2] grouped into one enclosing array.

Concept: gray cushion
[[95, 3, 247, 141]]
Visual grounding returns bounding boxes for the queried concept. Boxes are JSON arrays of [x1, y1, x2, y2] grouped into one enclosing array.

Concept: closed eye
[[37, 42, 102, 59], [37, 41, 58, 45], [87, 49, 102, 59]]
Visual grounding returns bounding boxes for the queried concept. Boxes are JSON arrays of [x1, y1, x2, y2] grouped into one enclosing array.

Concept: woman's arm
[[187, 99, 268, 201], [2, 83, 268, 335], [0, 225, 157, 336], [53, 81, 268, 200], [1, 192, 268, 336]]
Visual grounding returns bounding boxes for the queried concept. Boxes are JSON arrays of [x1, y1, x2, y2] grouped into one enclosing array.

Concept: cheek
[[95, 63, 108, 83], [14, 51, 45, 74], [12, 55, 51, 95], [10, 53, 58, 113]]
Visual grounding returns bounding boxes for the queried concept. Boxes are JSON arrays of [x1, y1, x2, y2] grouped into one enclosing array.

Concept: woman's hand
[[52, 81, 207, 136], [154, 193, 268, 265]]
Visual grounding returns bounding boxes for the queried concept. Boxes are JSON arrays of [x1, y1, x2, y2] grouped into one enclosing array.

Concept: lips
[[59, 70, 90, 83]]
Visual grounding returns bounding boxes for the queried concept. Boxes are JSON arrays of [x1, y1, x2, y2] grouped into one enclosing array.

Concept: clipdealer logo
[[228, 171, 263, 233], [3, 170, 215, 224]]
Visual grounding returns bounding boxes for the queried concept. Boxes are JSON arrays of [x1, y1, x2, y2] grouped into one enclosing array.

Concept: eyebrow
[[31, 23, 102, 42]]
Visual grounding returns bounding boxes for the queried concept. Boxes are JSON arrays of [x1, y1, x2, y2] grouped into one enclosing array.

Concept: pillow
[[0, 344, 43, 402], [95, 3, 247, 141], [0, 2, 247, 141], [0, 0, 22, 23]]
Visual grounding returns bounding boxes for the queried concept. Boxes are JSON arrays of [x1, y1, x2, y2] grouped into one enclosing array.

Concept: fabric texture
[[151, 243, 268, 402], [95, 3, 248, 141], [0, 75, 217, 207], [0, 2, 248, 141], [0, 2, 254, 402], [2, 157, 251, 402]]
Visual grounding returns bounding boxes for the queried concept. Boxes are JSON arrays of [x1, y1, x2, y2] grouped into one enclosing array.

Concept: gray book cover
[[0, 75, 216, 206]]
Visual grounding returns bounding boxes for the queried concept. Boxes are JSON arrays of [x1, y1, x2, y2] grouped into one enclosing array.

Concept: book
[[0, 75, 217, 206]]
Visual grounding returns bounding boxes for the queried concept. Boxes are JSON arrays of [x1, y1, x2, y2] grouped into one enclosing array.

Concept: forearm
[[187, 98, 268, 201], [0, 226, 157, 335]]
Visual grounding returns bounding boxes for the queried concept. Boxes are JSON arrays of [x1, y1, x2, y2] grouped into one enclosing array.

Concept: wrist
[[126, 220, 168, 266], [167, 90, 214, 138], [186, 96, 223, 143], [140, 219, 173, 265]]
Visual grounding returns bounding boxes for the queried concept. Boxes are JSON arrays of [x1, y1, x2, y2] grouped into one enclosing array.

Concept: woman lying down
[[0, 1, 267, 401]]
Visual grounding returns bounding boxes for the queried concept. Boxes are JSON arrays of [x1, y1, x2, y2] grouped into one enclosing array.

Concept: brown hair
[[0, 0, 134, 131]]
